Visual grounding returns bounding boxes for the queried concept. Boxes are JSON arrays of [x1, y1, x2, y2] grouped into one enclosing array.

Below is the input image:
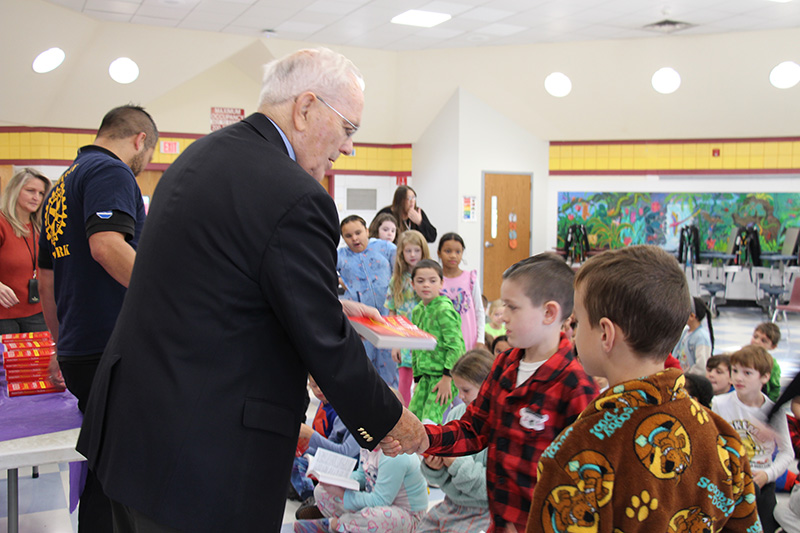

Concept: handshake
[[379, 407, 429, 457]]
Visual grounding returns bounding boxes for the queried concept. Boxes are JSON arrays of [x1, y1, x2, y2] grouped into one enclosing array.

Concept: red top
[[425, 334, 599, 532], [0, 214, 42, 320]]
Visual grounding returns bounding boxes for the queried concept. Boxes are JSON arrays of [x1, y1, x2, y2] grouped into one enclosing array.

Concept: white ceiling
[[44, 0, 800, 50]]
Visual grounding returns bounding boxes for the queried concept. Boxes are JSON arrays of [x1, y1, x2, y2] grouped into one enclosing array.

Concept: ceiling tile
[[179, 20, 228, 31], [419, 1, 475, 16], [130, 14, 181, 26], [275, 20, 327, 34], [474, 22, 527, 36], [195, 1, 251, 15], [84, 9, 136, 22], [459, 7, 514, 22], [306, 0, 361, 15]]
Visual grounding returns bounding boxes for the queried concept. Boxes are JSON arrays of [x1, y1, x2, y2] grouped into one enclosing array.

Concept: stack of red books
[[2, 332, 64, 396]]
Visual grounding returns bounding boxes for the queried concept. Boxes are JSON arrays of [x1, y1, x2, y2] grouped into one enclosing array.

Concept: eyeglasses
[[315, 94, 358, 138]]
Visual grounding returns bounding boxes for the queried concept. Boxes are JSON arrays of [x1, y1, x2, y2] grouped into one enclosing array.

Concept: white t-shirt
[[711, 391, 795, 483], [516, 359, 546, 388]]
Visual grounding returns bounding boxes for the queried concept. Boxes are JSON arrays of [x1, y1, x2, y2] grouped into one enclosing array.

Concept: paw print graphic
[[690, 399, 709, 424], [625, 490, 658, 522]]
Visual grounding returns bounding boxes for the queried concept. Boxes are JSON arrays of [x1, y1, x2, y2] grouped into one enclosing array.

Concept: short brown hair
[[574, 245, 690, 360], [755, 322, 781, 348], [502, 252, 574, 321], [730, 345, 773, 377], [706, 354, 731, 373], [412, 259, 443, 281]]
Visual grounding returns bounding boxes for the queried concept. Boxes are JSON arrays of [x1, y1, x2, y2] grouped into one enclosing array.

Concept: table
[[0, 429, 84, 532], [0, 376, 84, 533]]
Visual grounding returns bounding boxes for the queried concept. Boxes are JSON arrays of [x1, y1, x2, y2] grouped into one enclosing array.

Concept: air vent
[[642, 19, 694, 34]]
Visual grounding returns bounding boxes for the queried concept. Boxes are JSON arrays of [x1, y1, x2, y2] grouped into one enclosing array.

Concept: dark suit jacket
[[77, 114, 402, 532]]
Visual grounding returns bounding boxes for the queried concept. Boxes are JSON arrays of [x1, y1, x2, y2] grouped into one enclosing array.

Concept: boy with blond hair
[[527, 245, 760, 532], [713, 344, 793, 533], [415, 253, 598, 532]]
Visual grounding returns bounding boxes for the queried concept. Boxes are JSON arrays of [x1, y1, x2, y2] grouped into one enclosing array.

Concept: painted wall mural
[[557, 192, 800, 252]]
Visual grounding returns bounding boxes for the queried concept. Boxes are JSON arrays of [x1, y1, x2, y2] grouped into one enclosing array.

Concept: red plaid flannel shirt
[[425, 335, 598, 532]]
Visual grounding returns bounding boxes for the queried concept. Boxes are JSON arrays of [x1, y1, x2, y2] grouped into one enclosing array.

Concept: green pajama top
[[411, 295, 465, 378]]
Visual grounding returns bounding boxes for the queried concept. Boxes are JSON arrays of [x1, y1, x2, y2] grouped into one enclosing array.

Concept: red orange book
[[3, 340, 55, 351], [3, 348, 55, 368], [7, 378, 65, 397], [348, 315, 437, 350], [2, 331, 52, 342]]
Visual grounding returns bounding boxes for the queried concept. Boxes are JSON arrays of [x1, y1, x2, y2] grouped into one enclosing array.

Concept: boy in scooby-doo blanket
[[527, 246, 760, 533]]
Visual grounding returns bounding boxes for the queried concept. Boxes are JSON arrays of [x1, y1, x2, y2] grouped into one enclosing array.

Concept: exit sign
[[160, 141, 180, 154]]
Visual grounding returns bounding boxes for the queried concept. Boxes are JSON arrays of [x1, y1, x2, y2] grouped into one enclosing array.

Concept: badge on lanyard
[[519, 407, 549, 431]]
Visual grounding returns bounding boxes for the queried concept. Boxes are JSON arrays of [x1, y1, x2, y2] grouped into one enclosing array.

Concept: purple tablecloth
[[0, 376, 83, 441], [1, 365, 85, 512]]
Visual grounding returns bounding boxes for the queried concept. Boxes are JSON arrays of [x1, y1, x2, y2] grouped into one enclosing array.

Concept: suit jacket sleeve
[[259, 189, 402, 449]]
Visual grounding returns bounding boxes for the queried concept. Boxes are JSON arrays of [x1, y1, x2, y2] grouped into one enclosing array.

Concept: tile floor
[[2, 304, 798, 532]]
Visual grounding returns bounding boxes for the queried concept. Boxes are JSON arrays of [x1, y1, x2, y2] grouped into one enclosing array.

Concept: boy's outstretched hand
[[380, 407, 429, 457]]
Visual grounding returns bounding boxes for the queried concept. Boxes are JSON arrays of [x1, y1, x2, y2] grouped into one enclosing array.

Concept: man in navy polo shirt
[[38, 104, 158, 532]]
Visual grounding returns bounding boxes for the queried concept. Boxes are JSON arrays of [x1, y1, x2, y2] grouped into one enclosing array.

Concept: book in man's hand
[[348, 315, 437, 350], [306, 448, 360, 491]]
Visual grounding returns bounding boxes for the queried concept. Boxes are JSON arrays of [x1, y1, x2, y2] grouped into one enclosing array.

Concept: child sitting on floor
[[706, 353, 733, 396], [751, 321, 782, 402], [713, 344, 794, 533], [295, 391, 429, 533], [418, 348, 494, 533]]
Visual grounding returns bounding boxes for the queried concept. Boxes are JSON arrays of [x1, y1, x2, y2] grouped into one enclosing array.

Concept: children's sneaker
[[293, 518, 329, 533]]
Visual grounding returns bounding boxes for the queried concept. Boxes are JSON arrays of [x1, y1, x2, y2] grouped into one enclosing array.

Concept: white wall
[[410, 90, 461, 257]]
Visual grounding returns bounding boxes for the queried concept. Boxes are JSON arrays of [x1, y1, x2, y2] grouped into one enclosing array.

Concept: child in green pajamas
[[409, 259, 465, 424]]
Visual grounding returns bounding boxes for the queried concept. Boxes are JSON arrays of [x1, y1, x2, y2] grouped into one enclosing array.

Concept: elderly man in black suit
[[77, 47, 427, 532]]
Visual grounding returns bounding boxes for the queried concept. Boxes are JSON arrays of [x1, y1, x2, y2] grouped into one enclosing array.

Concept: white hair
[[258, 47, 364, 108]]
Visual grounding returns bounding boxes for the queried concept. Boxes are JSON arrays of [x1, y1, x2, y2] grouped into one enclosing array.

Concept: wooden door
[[482, 173, 532, 301]]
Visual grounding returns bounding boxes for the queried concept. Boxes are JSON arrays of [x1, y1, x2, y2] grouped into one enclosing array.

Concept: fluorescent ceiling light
[[109, 57, 140, 84], [32, 47, 65, 74], [651, 67, 681, 94], [391, 10, 451, 28], [544, 72, 572, 97], [770, 61, 800, 89]]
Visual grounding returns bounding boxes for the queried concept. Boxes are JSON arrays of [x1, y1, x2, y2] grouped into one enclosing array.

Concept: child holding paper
[[294, 396, 429, 533]]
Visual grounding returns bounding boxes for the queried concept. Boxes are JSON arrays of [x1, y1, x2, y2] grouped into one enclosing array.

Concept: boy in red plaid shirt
[[421, 253, 598, 532]]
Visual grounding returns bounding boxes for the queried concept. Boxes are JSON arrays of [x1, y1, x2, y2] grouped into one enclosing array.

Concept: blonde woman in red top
[[0, 168, 51, 333]]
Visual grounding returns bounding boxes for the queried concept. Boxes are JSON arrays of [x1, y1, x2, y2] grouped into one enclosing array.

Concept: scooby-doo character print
[[667, 506, 715, 533], [541, 451, 614, 533], [633, 414, 691, 480], [594, 380, 661, 413], [716, 434, 758, 520]]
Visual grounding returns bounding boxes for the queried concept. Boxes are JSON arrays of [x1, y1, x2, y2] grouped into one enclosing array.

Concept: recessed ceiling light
[[651, 67, 681, 94], [32, 47, 65, 74], [544, 72, 572, 97], [109, 57, 140, 84], [770, 61, 800, 89], [391, 10, 451, 28]]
